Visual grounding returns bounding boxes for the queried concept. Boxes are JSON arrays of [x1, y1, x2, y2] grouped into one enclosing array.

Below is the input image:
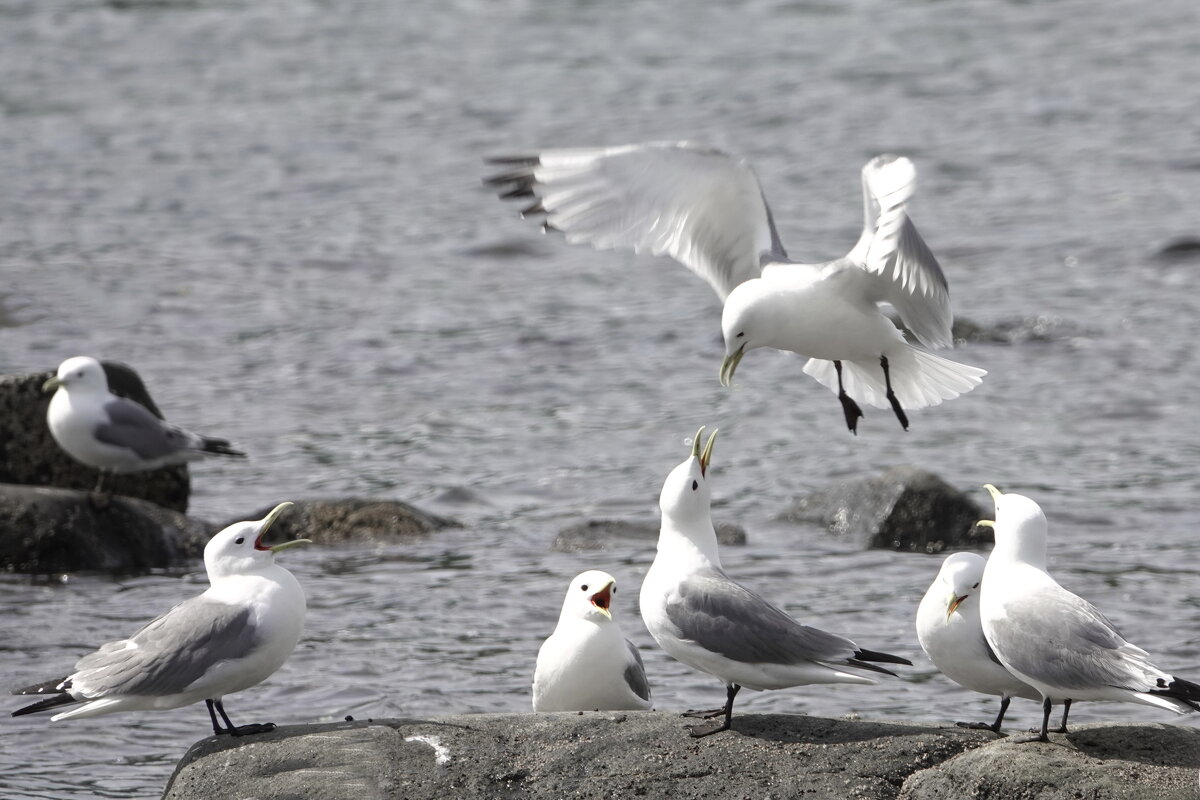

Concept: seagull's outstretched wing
[[851, 155, 953, 349], [486, 142, 786, 301]]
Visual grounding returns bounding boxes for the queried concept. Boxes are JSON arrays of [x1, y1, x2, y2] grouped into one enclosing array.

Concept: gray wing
[[94, 397, 190, 460], [623, 639, 651, 702], [990, 584, 1163, 692], [70, 597, 260, 698], [665, 568, 861, 667], [853, 155, 953, 349], [486, 142, 784, 301]]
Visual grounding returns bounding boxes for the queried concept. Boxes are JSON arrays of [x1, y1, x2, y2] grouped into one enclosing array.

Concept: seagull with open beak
[[533, 570, 652, 712]]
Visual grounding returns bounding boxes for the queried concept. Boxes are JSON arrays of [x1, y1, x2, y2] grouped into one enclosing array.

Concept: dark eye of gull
[[692, 480, 698, 490], [580, 584, 588, 592], [235, 537, 245, 545], [736, 332, 744, 338]]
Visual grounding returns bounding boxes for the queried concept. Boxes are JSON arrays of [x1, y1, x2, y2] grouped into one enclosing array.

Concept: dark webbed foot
[[683, 684, 739, 738], [682, 708, 727, 720], [833, 361, 864, 434], [955, 720, 1003, 734], [687, 716, 732, 738], [228, 722, 277, 737]]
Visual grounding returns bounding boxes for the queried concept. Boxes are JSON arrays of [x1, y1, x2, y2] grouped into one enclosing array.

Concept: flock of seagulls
[[9, 142, 1196, 750]]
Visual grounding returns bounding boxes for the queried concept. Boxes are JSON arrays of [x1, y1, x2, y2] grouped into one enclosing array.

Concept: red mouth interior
[[253, 531, 271, 551], [591, 585, 612, 610]]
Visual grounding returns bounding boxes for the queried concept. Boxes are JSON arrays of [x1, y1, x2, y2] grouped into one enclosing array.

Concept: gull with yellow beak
[[12, 503, 310, 736], [486, 143, 984, 433], [639, 427, 911, 737], [533, 570, 652, 712], [43, 356, 245, 493], [916, 552, 1041, 733], [978, 484, 1200, 742]]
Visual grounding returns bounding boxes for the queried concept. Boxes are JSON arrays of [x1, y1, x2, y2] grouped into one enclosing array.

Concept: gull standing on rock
[[12, 503, 309, 736], [533, 570, 652, 712], [916, 552, 1040, 733], [486, 143, 985, 433], [44, 356, 245, 493], [978, 485, 1200, 742], [639, 428, 911, 737]]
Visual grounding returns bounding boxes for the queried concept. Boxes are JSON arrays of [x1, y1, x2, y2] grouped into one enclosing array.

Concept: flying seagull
[[12, 503, 309, 736], [639, 427, 910, 736], [533, 569, 652, 712], [486, 143, 984, 433]]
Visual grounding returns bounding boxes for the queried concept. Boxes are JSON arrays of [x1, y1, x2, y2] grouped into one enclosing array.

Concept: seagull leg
[[211, 698, 276, 737], [880, 356, 909, 431], [1015, 697, 1052, 743], [205, 699, 225, 735], [955, 695, 1010, 734], [687, 684, 740, 738], [833, 361, 863, 435], [1052, 699, 1072, 733]]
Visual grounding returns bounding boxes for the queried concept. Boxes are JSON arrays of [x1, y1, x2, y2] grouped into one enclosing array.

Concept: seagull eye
[[972, 582, 980, 589], [580, 584, 588, 592], [736, 331, 744, 338], [692, 480, 698, 490], [235, 537, 245, 545]]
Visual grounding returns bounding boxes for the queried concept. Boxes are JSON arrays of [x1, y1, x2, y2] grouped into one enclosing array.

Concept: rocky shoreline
[[161, 712, 1200, 800]]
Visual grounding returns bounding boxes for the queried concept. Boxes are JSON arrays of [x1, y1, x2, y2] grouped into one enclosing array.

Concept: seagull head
[[43, 356, 109, 395], [561, 570, 619, 623], [936, 552, 985, 620], [658, 427, 717, 525], [719, 281, 773, 387], [980, 484, 1048, 568], [205, 502, 310, 580]]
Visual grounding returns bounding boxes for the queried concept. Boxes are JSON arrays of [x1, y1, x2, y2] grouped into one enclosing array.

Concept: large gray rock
[[224, 498, 458, 545], [161, 714, 1199, 800], [778, 466, 984, 552], [552, 518, 746, 552], [0, 483, 212, 573], [161, 712, 993, 800], [899, 722, 1200, 799], [0, 363, 192, 513]]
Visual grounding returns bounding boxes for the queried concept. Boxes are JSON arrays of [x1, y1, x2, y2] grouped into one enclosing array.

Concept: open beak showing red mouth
[[590, 584, 613, 618], [252, 502, 311, 553], [946, 594, 968, 619]]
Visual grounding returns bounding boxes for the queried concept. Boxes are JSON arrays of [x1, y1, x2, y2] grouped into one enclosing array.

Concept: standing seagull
[[916, 552, 1040, 733], [978, 485, 1200, 742], [486, 143, 984, 433], [12, 503, 309, 736], [533, 570, 652, 712], [639, 428, 910, 737], [44, 356, 245, 492]]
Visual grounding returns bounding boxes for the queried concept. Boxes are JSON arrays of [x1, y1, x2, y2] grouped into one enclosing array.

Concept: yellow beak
[[42, 376, 63, 392], [719, 344, 745, 388], [691, 426, 718, 476]]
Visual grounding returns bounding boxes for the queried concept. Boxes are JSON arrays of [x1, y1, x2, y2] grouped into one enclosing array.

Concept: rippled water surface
[[2, 0, 1200, 796]]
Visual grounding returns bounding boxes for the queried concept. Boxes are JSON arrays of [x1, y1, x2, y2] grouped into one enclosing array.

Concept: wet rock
[[899, 722, 1200, 799], [949, 315, 1089, 345], [0, 363, 191, 513], [225, 499, 458, 545], [162, 712, 994, 800], [552, 518, 747, 552], [778, 466, 983, 552], [1153, 237, 1200, 261], [0, 484, 212, 574]]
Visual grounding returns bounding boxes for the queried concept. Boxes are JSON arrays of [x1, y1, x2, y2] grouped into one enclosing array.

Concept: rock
[[0, 363, 191, 513], [1153, 237, 1200, 261], [162, 712, 995, 800], [223, 498, 458, 545], [0, 483, 212, 573], [899, 722, 1200, 799], [949, 315, 1089, 345], [778, 466, 984, 552], [552, 518, 747, 552]]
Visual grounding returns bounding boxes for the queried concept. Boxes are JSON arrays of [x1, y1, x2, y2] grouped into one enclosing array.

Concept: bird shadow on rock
[[1057, 723, 1200, 769], [729, 713, 985, 747]]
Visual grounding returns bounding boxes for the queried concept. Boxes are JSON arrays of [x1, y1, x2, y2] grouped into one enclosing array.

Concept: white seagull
[[44, 356, 245, 492], [532, 569, 652, 712], [916, 551, 1040, 733], [486, 143, 985, 433], [639, 427, 910, 737], [12, 502, 309, 736], [978, 484, 1200, 742]]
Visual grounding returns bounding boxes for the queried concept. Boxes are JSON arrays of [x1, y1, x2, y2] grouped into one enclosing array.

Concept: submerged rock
[[224, 498, 458, 545], [0, 484, 211, 573], [0, 363, 191, 513], [161, 713, 1199, 800], [552, 518, 746, 552], [778, 466, 983, 552]]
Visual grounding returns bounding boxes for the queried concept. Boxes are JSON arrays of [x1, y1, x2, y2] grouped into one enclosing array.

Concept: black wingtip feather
[[12, 693, 76, 717], [202, 438, 246, 457], [484, 155, 541, 167], [854, 648, 913, 667]]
